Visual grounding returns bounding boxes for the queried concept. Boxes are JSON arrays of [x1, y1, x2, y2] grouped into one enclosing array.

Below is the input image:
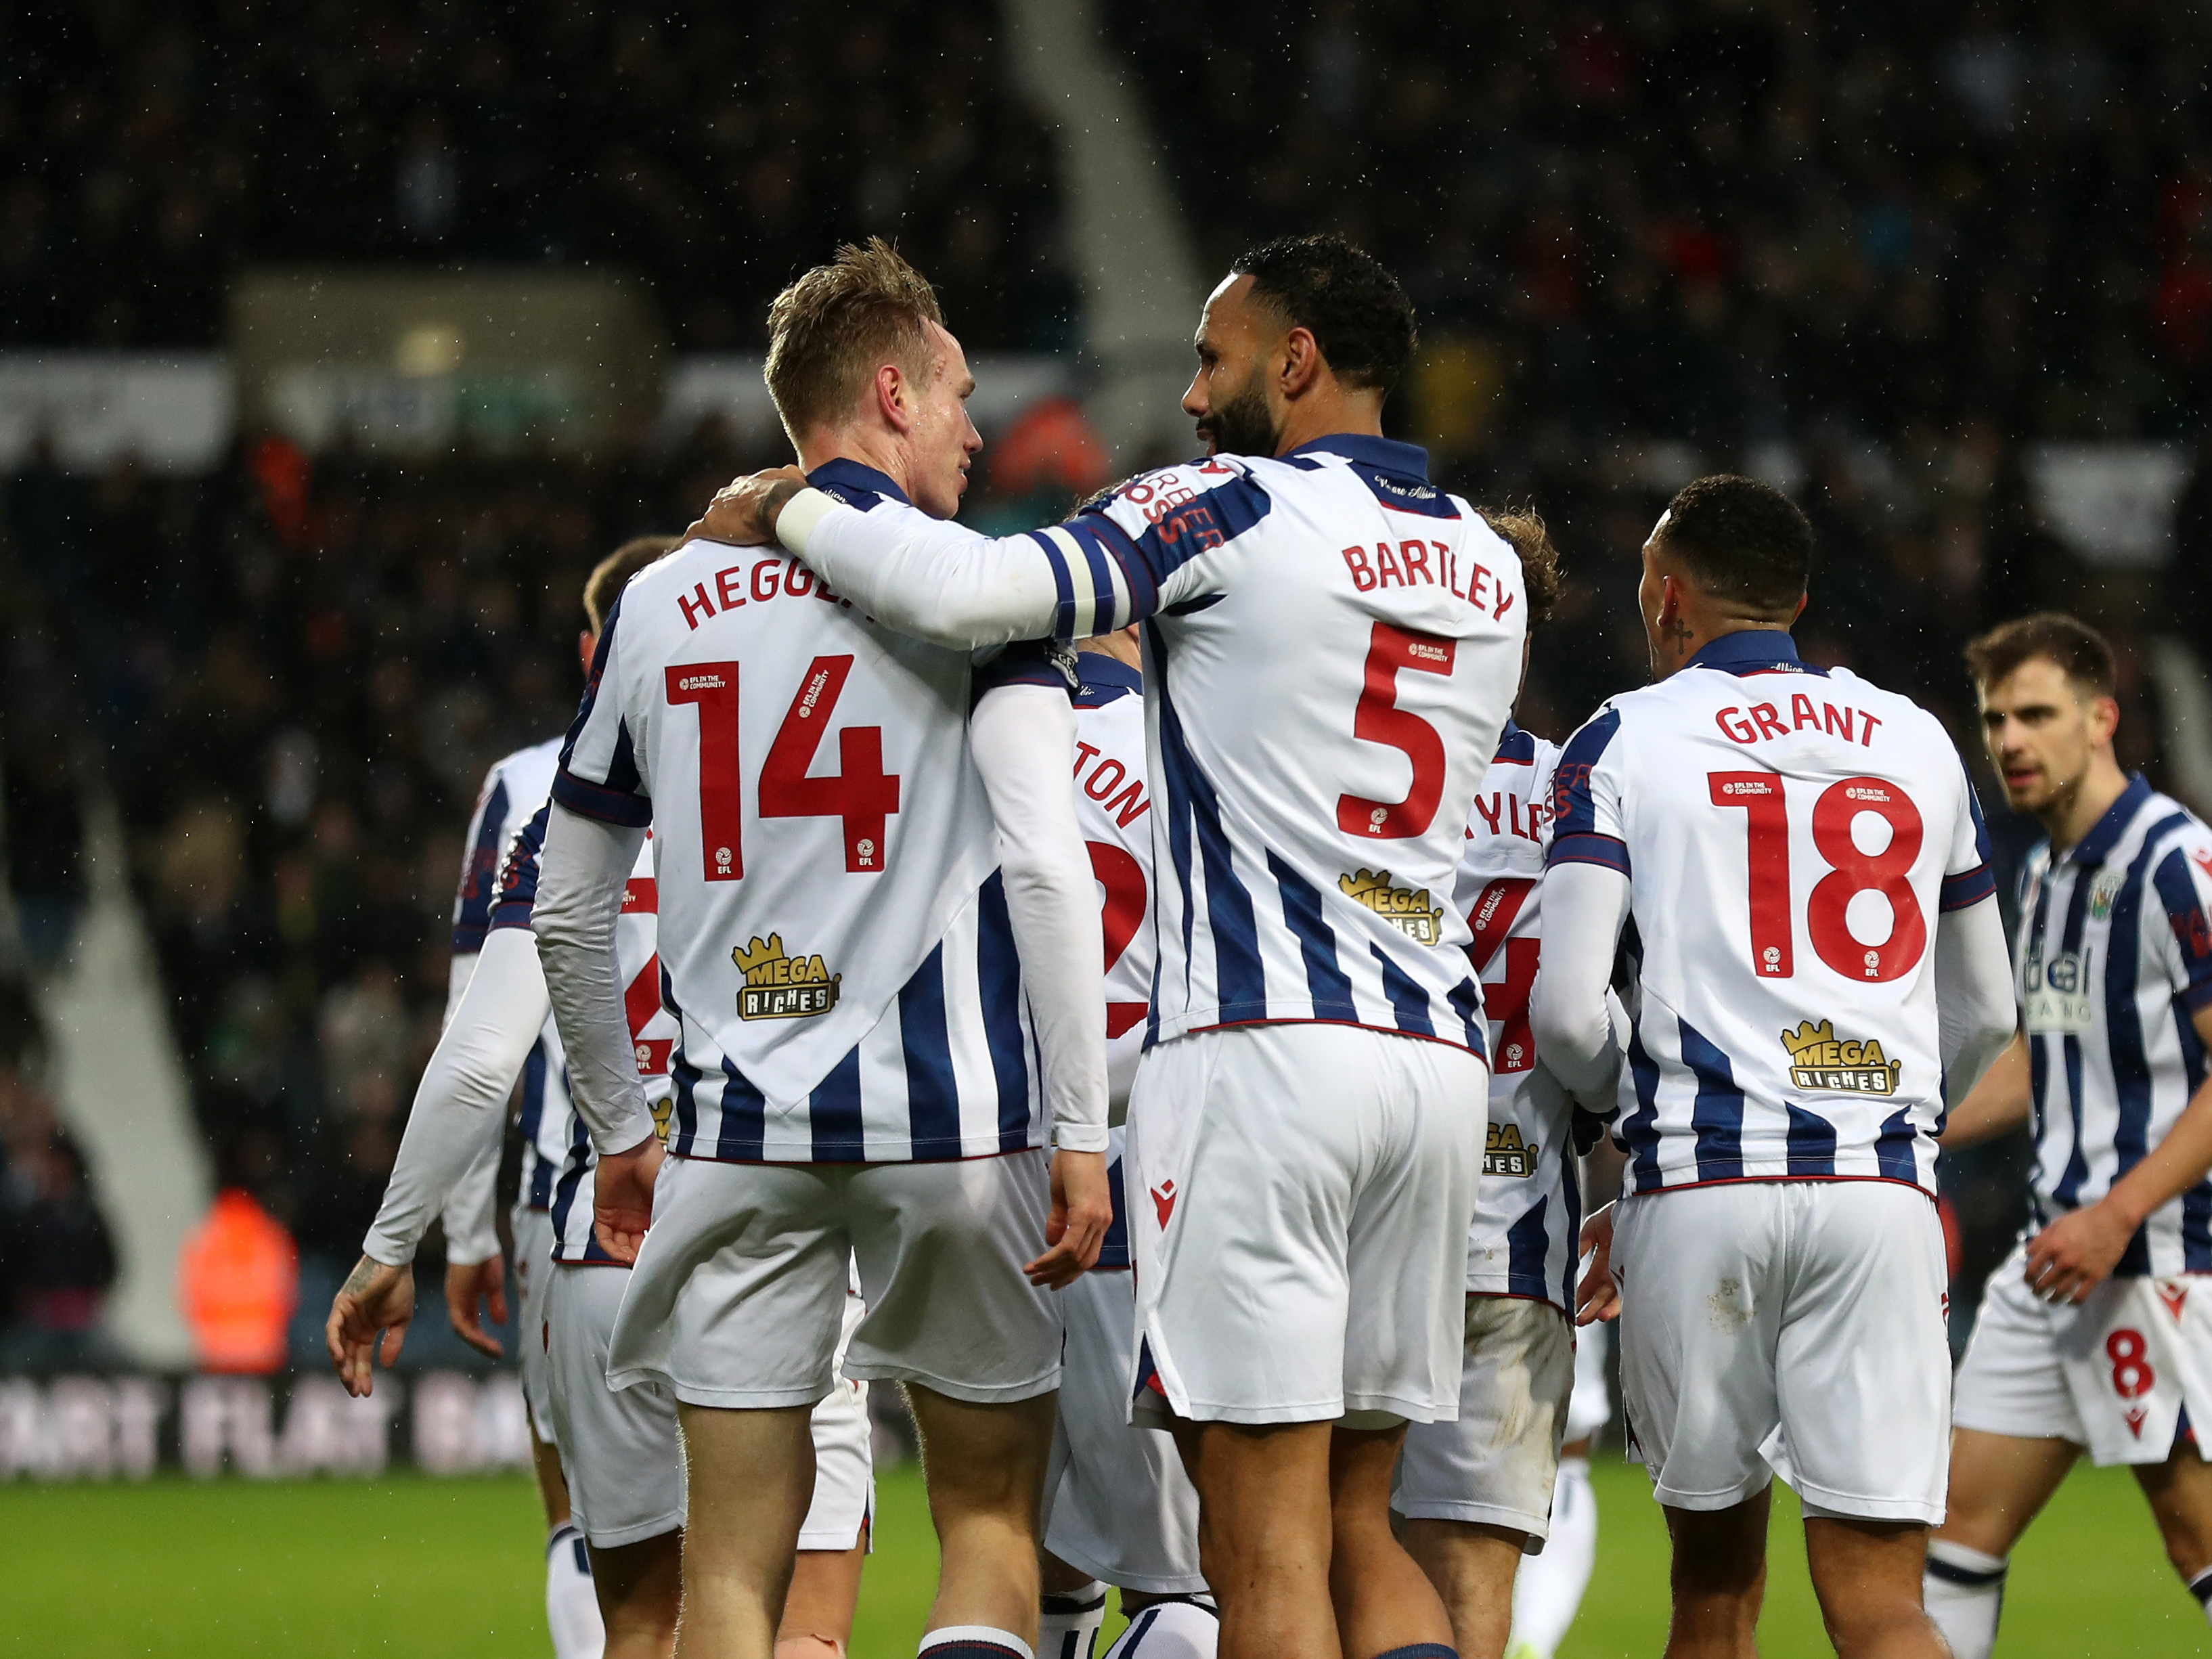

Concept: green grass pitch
[[4, 1454, 2204, 1655]]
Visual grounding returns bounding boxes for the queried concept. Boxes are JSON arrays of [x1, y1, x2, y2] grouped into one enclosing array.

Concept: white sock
[[1039, 1580, 1109, 1659], [1923, 1539, 2007, 1659], [2190, 1564, 2212, 1626], [920, 1628, 1036, 1659], [1507, 1455, 1597, 1658], [1103, 1599, 1220, 1659], [545, 1522, 605, 1659]]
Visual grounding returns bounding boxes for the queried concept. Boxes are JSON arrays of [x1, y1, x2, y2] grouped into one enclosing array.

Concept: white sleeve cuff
[[775, 487, 841, 557]]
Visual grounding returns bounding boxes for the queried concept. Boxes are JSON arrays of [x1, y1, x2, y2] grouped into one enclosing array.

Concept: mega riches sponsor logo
[[1483, 1122, 1537, 1178], [1340, 868, 1445, 944], [733, 934, 841, 1021], [1779, 1019, 1901, 1095]]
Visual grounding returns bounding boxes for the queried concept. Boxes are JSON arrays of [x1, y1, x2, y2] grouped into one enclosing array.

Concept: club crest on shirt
[[732, 934, 841, 1021], [1340, 869, 1445, 945], [2088, 868, 2125, 921], [1483, 1122, 1537, 1178], [1779, 1019, 1901, 1095]]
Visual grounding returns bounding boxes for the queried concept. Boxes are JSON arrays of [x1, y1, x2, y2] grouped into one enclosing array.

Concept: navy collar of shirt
[[807, 457, 910, 506], [1076, 653, 1142, 696], [2066, 772, 2154, 868], [1285, 433, 1432, 481], [1685, 629, 1803, 676]]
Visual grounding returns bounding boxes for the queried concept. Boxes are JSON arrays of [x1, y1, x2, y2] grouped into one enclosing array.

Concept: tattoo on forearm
[[762, 479, 802, 527], [341, 1256, 379, 1297]]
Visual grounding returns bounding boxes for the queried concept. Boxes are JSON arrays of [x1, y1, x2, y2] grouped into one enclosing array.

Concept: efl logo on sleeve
[[732, 934, 842, 1021]]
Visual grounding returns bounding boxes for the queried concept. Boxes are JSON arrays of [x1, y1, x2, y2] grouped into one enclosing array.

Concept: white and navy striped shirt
[[1457, 724, 1580, 1312], [1550, 632, 1996, 1198], [488, 805, 678, 1265], [2018, 775, 2212, 1274], [785, 438, 1528, 1059], [554, 460, 1053, 1164], [450, 738, 570, 1210]]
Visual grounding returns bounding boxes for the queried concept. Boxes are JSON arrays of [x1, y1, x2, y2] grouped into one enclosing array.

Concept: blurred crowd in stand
[[1113, 0, 2212, 1330], [5, 0, 2212, 1366], [2, 0, 1078, 352]]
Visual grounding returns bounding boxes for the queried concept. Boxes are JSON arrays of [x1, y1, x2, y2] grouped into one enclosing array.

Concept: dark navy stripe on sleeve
[[1074, 512, 1162, 623], [1940, 864, 1997, 911], [553, 758, 654, 828], [1548, 832, 1631, 875], [490, 803, 552, 931], [1027, 529, 1078, 640], [2154, 846, 2212, 1009], [1550, 707, 1621, 839], [1081, 470, 1271, 594], [452, 776, 511, 952]]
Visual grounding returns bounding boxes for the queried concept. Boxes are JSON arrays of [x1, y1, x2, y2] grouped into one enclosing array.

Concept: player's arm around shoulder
[[968, 674, 1112, 1285]]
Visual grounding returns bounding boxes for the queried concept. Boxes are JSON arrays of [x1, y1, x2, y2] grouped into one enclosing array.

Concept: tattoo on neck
[[1664, 618, 1694, 654]]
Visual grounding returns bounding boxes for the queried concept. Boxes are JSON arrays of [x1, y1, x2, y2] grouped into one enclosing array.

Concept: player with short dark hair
[[1925, 613, 2212, 1658], [1536, 474, 2017, 1658], [691, 235, 1527, 1659]]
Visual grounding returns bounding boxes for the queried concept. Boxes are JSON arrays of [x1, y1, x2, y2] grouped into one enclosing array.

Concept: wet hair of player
[[1964, 611, 2117, 700], [1230, 234, 1418, 396], [585, 535, 683, 632], [764, 238, 944, 444], [1650, 474, 1813, 622], [1480, 510, 1562, 627]]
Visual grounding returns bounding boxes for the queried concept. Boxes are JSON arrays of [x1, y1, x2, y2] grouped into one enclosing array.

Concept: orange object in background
[[988, 396, 1111, 502], [177, 1189, 300, 1374]]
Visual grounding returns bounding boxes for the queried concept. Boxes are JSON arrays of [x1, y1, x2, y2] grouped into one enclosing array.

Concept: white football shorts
[[545, 1267, 875, 1550], [1393, 1294, 1576, 1549], [1565, 1318, 1613, 1445], [606, 1149, 1061, 1407], [511, 1203, 557, 1444], [1126, 1021, 1487, 1426], [1612, 1179, 1951, 1524], [1042, 1262, 1205, 1595], [1953, 1243, 2212, 1467]]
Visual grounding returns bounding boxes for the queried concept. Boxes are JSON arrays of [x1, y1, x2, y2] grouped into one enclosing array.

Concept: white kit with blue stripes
[[1549, 632, 1996, 1197], [451, 737, 573, 1210], [1456, 723, 1580, 1312], [2014, 774, 2212, 1275], [786, 435, 1528, 1059], [554, 460, 1051, 1164], [488, 803, 679, 1264], [1068, 652, 1155, 1110]]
